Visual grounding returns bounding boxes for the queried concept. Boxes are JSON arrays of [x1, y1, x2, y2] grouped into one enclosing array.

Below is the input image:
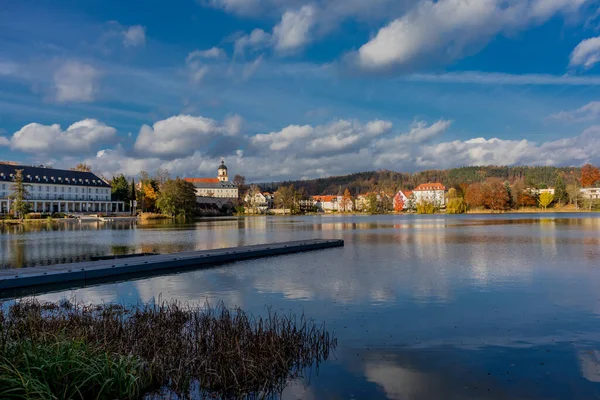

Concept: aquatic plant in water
[[0, 299, 336, 399]]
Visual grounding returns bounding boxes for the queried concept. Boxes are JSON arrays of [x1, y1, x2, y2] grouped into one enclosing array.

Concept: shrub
[[24, 213, 43, 220], [416, 201, 436, 214], [446, 198, 467, 214], [139, 212, 171, 220]]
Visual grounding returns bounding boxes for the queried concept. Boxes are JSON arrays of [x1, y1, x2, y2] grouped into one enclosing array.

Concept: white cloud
[[366, 120, 393, 136], [251, 124, 313, 151], [0, 136, 9, 146], [375, 119, 452, 150], [231, 6, 315, 57], [53, 115, 600, 183], [10, 119, 116, 154], [405, 71, 600, 85], [123, 25, 146, 47], [133, 114, 241, 158], [185, 47, 227, 83], [206, 0, 270, 16], [356, 0, 590, 70], [570, 36, 600, 70], [207, 0, 412, 22], [90, 146, 164, 177], [415, 125, 600, 168], [234, 29, 272, 56], [53, 61, 99, 103], [549, 101, 600, 122], [529, 0, 588, 20], [187, 47, 227, 60], [273, 5, 316, 52], [251, 118, 391, 155], [405, 119, 452, 142], [224, 114, 244, 134]]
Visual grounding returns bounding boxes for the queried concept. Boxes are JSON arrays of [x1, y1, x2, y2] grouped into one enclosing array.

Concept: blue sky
[[1, 0, 600, 181]]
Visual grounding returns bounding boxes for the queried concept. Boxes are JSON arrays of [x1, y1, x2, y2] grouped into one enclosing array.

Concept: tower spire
[[218, 158, 228, 182]]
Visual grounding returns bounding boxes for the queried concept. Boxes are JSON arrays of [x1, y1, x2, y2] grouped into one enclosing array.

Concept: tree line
[[246, 164, 600, 215], [109, 169, 197, 218], [259, 165, 586, 196]]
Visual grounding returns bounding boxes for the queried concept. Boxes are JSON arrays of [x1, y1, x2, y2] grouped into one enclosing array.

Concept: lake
[[2, 213, 600, 399]]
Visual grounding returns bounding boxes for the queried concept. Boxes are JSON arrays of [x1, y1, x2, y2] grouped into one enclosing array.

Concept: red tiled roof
[[414, 183, 446, 191], [184, 178, 220, 184]]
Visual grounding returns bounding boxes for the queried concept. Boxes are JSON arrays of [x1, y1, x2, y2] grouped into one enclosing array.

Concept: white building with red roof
[[413, 183, 446, 208], [184, 160, 238, 199], [312, 195, 341, 212]]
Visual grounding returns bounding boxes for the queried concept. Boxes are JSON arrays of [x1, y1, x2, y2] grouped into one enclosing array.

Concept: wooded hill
[[259, 166, 583, 196]]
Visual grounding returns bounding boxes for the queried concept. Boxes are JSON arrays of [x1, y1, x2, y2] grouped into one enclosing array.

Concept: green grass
[[0, 339, 150, 400]]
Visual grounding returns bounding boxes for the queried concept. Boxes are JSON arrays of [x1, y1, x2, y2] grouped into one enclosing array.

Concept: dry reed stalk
[[0, 298, 336, 399]]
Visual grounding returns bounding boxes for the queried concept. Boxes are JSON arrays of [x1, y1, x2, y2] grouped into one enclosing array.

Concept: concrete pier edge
[[0, 239, 344, 297]]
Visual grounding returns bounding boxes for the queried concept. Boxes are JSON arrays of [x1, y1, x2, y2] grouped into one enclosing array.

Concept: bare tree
[[245, 185, 262, 214], [567, 184, 581, 210], [72, 163, 92, 172], [155, 168, 171, 186]]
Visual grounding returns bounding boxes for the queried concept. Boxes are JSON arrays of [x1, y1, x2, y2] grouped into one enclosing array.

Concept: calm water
[[2, 214, 600, 399]]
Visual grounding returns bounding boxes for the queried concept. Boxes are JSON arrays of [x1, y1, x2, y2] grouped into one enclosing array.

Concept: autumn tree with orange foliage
[[340, 189, 353, 212], [481, 178, 511, 210], [140, 182, 158, 212], [465, 182, 484, 208], [581, 164, 600, 188], [394, 192, 405, 212], [511, 179, 537, 207]]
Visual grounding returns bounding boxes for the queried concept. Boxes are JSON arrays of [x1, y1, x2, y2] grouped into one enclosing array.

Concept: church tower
[[218, 159, 228, 182]]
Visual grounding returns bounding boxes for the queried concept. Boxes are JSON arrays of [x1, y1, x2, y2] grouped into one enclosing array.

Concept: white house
[[413, 183, 446, 208], [0, 163, 124, 214], [355, 193, 379, 212], [580, 187, 600, 200], [528, 188, 555, 195], [184, 160, 238, 199], [244, 191, 274, 213], [312, 195, 340, 212]]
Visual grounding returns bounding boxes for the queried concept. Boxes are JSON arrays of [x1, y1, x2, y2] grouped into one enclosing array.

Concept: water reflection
[[6, 214, 600, 398]]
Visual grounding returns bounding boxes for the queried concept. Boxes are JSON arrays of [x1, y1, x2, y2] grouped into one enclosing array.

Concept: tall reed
[[0, 299, 336, 399]]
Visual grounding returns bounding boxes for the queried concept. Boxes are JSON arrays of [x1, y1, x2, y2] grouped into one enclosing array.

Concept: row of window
[[0, 193, 110, 201], [197, 189, 238, 193], [0, 183, 109, 195]]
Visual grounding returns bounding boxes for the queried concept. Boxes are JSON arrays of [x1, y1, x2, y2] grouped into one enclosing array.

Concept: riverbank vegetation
[[138, 212, 173, 220], [0, 299, 336, 399]]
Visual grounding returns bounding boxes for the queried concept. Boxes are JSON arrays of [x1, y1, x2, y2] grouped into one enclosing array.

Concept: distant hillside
[[259, 166, 582, 196]]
